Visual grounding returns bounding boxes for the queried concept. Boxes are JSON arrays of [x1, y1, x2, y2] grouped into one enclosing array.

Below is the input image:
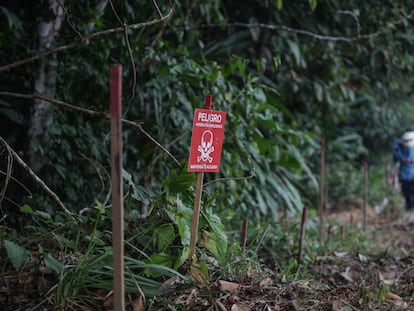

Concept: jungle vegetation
[[0, 0, 414, 309]]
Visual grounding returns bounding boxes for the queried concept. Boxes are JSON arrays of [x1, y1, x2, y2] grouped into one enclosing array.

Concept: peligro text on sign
[[197, 111, 223, 123]]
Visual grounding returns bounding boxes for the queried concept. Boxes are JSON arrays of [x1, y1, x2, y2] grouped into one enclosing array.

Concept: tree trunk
[[27, 0, 65, 172]]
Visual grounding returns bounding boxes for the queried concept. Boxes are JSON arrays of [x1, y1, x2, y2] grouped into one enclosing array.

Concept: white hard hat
[[402, 131, 414, 148]]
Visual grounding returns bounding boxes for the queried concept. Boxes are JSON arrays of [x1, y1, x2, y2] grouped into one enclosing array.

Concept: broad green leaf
[[20, 204, 33, 214], [144, 253, 174, 277], [44, 253, 64, 274], [309, 0, 317, 11], [287, 40, 301, 66], [4, 240, 30, 269], [276, 0, 283, 10], [34, 210, 51, 220], [154, 224, 176, 251]]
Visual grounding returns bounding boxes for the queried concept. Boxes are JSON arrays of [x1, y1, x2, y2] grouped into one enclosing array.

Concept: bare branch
[[122, 119, 181, 166], [0, 91, 109, 118], [152, 0, 163, 19], [0, 91, 180, 166], [199, 10, 414, 42], [0, 4, 175, 72], [108, 0, 124, 26], [0, 136, 72, 215], [106, 0, 138, 104], [56, 0, 83, 40], [204, 157, 256, 187], [0, 169, 33, 197], [0, 145, 13, 206], [338, 10, 361, 37], [87, 0, 110, 33]]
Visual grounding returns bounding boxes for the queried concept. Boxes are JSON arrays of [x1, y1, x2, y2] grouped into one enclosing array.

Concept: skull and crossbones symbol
[[197, 130, 214, 163]]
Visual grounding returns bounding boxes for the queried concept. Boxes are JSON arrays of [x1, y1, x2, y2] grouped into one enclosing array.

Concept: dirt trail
[[151, 203, 414, 310]]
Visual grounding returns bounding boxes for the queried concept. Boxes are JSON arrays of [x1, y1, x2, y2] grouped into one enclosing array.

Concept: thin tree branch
[[203, 171, 256, 187], [56, 0, 83, 40], [108, 0, 123, 25], [122, 119, 181, 166], [0, 136, 72, 215], [0, 91, 180, 165], [152, 0, 163, 19], [0, 91, 109, 118], [198, 10, 414, 42], [123, 25, 137, 104], [0, 4, 174, 72], [204, 157, 256, 187], [78, 152, 111, 206], [0, 146, 12, 207], [338, 10, 361, 37], [0, 169, 33, 197], [108, 0, 137, 104]]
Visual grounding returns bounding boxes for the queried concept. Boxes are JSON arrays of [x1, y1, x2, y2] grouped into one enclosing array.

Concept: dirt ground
[[2, 199, 414, 310], [149, 201, 414, 311]]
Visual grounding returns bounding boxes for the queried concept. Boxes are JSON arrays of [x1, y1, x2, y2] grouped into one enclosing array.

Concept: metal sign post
[[188, 95, 226, 259], [110, 64, 125, 311]]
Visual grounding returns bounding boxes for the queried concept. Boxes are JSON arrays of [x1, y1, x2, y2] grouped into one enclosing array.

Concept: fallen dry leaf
[[219, 280, 241, 291], [227, 294, 241, 304], [385, 292, 403, 301], [185, 287, 199, 305], [128, 295, 144, 311], [259, 277, 273, 287], [378, 271, 396, 285], [189, 255, 209, 286], [332, 299, 342, 311], [340, 266, 353, 282], [231, 302, 250, 311], [215, 299, 227, 311], [358, 253, 368, 263]]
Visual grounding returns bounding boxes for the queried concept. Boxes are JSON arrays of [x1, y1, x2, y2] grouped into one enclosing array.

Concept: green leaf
[[34, 210, 51, 220], [4, 240, 30, 269], [123, 169, 154, 201], [287, 40, 302, 66], [20, 204, 33, 214], [276, 0, 283, 10], [309, 0, 317, 11], [168, 167, 196, 194], [153, 224, 176, 251], [144, 253, 174, 277], [44, 253, 64, 274]]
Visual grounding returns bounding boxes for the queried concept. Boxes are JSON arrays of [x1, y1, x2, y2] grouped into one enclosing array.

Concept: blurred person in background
[[393, 130, 414, 210]]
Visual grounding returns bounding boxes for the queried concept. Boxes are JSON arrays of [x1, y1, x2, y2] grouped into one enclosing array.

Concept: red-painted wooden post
[[363, 160, 368, 231], [189, 95, 212, 259], [110, 64, 125, 311], [240, 219, 248, 252], [318, 137, 326, 244], [298, 206, 307, 263]]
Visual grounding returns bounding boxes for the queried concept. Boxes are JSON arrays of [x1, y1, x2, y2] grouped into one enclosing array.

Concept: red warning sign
[[188, 108, 226, 172]]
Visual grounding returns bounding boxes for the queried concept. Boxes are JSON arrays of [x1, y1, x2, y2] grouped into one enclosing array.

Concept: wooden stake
[[298, 206, 307, 263], [110, 64, 125, 311], [240, 219, 248, 252], [363, 160, 368, 231], [318, 137, 325, 244], [189, 171, 204, 259], [189, 95, 213, 259]]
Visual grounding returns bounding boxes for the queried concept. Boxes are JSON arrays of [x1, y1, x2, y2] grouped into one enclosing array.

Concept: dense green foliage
[[1, 0, 414, 307], [1, 0, 413, 216]]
